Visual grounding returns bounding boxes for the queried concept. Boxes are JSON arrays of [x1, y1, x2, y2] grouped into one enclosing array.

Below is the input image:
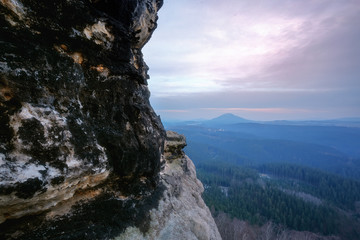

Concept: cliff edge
[[0, 0, 220, 239], [117, 131, 221, 240]]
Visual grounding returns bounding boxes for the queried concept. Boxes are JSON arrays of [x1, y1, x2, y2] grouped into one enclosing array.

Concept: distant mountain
[[206, 113, 252, 125], [163, 115, 360, 129], [330, 117, 360, 122]]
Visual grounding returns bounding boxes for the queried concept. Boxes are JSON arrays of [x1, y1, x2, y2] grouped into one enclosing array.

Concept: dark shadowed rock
[[0, 0, 165, 238]]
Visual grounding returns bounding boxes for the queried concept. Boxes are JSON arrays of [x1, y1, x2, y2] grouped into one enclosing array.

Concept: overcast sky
[[143, 0, 360, 121]]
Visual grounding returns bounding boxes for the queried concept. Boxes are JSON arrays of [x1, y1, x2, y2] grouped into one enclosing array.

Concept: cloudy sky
[[143, 0, 360, 121]]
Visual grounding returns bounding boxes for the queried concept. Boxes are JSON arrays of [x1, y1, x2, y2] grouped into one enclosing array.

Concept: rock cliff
[[0, 0, 220, 239], [117, 131, 221, 240]]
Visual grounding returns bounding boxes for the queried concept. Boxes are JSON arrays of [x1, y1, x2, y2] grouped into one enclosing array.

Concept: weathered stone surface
[[164, 130, 187, 161], [115, 131, 222, 240], [0, 1, 221, 239], [0, 0, 165, 237]]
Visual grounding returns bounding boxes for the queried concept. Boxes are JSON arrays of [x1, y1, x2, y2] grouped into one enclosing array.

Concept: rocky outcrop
[[116, 131, 221, 240], [0, 0, 220, 239]]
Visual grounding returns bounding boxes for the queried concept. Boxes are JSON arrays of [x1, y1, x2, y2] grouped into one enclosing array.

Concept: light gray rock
[[115, 131, 222, 240]]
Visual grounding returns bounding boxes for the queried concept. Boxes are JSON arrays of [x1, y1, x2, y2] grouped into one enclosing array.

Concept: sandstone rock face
[[0, 0, 221, 239], [116, 131, 222, 240]]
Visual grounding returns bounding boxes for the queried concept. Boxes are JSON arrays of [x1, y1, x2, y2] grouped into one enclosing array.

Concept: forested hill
[[166, 116, 360, 240], [198, 162, 360, 239]]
